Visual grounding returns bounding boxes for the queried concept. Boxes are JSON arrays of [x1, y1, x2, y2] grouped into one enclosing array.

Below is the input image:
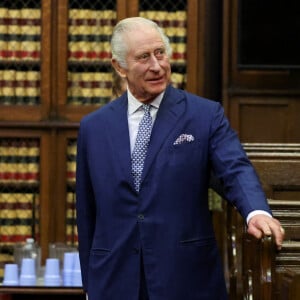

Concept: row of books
[[69, 9, 116, 20], [68, 40, 185, 64], [68, 41, 111, 63], [68, 9, 186, 38], [0, 7, 41, 61], [0, 193, 39, 245], [67, 9, 186, 64], [67, 71, 112, 105], [68, 9, 115, 64], [0, 138, 40, 183], [0, 41, 40, 61], [66, 72, 185, 105], [139, 10, 187, 39], [0, 139, 40, 156], [0, 69, 40, 105], [0, 7, 41, 23], [0, 163, 39, 183]]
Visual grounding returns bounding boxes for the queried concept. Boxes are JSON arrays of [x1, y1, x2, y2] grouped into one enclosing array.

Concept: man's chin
[[147, 83, 167, 94]]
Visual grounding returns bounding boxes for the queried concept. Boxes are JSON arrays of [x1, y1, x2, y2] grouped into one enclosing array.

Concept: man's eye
[[155, 49, 165, 58], [138, 53, 149, 60]]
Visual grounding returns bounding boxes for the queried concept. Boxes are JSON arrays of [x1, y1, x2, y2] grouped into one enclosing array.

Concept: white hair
[[111, 17, 172, 68]]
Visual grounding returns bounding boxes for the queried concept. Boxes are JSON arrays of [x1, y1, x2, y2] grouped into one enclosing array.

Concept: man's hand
[[247, 214, 285, 250]]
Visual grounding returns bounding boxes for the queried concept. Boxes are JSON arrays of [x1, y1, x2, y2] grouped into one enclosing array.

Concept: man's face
[[117, 25, 171, 103]]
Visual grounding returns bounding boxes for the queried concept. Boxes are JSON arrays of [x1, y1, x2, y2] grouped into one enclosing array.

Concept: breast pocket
[[169, 142, 199, 166]]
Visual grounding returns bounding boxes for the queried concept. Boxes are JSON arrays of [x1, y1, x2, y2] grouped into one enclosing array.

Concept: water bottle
[[24, 238, 41, 275]]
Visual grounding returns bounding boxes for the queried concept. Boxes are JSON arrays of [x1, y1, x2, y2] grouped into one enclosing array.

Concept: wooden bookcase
[[0, 0, 220, 284], [222, 0, 300, 143]]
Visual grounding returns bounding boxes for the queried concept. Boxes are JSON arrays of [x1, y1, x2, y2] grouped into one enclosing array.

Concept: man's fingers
[[247, 215, 285, 250], [271, 224, 285, 250], [247, 223, 263, 239], [265, 218, 285, 250]]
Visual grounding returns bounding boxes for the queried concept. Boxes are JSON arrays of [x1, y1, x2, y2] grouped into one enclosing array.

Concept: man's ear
[[111, 59, 126, 78]]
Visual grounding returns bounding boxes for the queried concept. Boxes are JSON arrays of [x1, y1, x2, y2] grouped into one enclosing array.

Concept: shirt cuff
[[246, 210, 272, 224]]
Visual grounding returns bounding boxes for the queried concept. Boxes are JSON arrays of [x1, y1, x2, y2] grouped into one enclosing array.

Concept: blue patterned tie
[[131, 104, 152, 192]]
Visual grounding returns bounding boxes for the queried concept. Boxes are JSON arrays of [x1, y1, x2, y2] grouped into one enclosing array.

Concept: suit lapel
[[141, 86, 186, 184], [105, 94, 133, 186]]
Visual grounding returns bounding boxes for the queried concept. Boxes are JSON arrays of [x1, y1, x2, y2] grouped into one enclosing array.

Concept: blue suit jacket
[[76, 85, 271, 300]]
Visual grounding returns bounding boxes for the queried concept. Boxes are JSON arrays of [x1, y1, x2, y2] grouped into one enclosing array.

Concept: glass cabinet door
[[0, 135, 41, 280], [57, 0, 117, 121], [0, 0, 51, 121]]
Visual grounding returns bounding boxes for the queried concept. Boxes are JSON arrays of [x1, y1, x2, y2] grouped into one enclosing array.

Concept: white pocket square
[[173, 133, 195, 145]]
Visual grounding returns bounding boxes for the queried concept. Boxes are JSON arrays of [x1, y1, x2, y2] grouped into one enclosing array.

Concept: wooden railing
[[226, 143, 300, 299]]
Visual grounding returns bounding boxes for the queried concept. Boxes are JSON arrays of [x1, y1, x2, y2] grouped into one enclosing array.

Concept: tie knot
[[142, 104, 151, 113]]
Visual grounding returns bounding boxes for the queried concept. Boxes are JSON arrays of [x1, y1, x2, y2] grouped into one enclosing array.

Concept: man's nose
[[149, 55, 161, 71]]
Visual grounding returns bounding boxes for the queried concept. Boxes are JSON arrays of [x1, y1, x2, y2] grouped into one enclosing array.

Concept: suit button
[[138, 214, 144, 220]]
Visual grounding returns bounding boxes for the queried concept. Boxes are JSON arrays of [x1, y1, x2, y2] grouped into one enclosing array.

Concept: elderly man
[[76, 17, 284, 300]]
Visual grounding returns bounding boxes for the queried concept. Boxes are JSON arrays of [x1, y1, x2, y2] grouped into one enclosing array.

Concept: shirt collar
[[127, 88, 164, 115]]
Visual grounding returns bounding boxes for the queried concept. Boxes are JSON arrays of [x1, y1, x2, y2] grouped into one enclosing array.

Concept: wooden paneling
[[279, 269, 300, 300], [222, 0, 300, 143], [229, 97, 291, 142]]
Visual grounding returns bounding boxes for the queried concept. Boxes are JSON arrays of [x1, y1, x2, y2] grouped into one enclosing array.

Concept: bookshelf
[[0, 0, 219, 284], [56, 0, 206, 122]]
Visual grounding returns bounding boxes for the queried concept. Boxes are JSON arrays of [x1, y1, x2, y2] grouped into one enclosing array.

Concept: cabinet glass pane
[[0, 0, 41, 106], [67, 0, 117, 106], [139, 0, 187, 89], [0, 137, 40, 280]]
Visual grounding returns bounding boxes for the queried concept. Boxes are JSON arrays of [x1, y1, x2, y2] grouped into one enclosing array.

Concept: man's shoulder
[[80, 96, 126, 124], [168, 85, 220, 108], [185, 91, 220, 108]]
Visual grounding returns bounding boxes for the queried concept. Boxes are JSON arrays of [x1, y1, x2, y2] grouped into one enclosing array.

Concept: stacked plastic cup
[[72, 252, 82, 287], [19, 258, 36, 286], [44, 258, 61, 286], [62, 252, 75, 286], [2, 264, 19, 286]]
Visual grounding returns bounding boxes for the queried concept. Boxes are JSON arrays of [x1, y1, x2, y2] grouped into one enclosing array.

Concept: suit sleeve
[[76, 121, 96, 292], [208, 103, 271, 219]]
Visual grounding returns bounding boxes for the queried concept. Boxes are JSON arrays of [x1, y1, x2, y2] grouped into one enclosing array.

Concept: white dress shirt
[[127, 88, 163, 153]]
